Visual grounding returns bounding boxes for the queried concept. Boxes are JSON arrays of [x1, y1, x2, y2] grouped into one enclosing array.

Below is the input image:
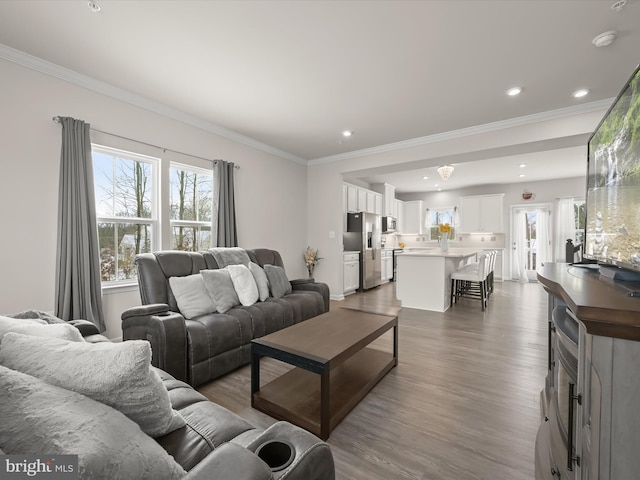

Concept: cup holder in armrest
[[255, 440, 295, 472]]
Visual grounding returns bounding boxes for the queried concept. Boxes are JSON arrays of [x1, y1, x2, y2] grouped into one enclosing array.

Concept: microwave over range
[[382, 216, 396, 233]]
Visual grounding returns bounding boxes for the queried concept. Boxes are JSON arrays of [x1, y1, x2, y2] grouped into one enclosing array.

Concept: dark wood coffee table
[[251, 308, 398, 440]]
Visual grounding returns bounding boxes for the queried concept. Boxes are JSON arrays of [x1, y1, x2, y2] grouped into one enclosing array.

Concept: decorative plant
[[304, 246, 323, 277]]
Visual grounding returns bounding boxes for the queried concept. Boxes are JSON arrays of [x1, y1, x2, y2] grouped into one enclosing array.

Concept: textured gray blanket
[[208, 247, 251, 268]]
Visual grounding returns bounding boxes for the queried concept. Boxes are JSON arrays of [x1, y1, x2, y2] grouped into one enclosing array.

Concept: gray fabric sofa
[[122, 248, 330, 387], [0, 313, 335, 480]]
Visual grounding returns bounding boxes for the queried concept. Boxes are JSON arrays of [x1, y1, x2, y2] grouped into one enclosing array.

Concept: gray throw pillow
[[0, 365, 186, 480], [264, 264, 292, 299], [201, 269, 240, 313], [248, 262, 270, 301], [0, 334, 185, 438], [168, 273, 217, 319], [0, 315, 84, 343]]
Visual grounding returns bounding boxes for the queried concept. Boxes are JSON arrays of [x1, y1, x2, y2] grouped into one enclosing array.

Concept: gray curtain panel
[[213, 160, 238, 247], [54, 117, 105, 331]]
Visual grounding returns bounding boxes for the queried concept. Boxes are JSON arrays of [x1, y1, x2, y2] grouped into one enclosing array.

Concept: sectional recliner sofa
[[121, 248, 330, 387]]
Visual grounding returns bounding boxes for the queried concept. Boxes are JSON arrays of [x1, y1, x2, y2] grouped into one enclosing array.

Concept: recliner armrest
[[243, 421, 335, 480], [68, 319, 100, 337], [291, 282, 330, 313], [184, 443, 273, 480], [121, 304, 189, 383], [290, 278, 315, 285]]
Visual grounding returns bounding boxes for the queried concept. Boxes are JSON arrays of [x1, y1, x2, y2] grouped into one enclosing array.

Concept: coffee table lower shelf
[[252, 347, 394, 439]]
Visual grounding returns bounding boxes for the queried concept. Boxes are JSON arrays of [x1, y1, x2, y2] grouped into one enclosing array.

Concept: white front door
[[511, 204, 552, 281]]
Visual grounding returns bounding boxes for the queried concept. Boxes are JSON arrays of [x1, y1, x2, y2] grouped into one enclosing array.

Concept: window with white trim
[[425, 207, 457, 240], [92, 145, 159, 284], [170, 163, 213, 251]]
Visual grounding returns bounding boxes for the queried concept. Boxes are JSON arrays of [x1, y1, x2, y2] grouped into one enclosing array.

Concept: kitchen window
[[426, 207, 457, 241]]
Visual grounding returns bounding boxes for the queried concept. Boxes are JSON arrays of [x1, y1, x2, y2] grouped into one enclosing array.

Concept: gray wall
[[0, 58, 309, 339]]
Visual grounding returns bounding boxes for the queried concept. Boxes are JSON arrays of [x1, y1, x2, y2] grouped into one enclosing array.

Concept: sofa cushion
[[0, 365, 186, 480], [0, 334, 185, 438], [201, 269, 240, 314], [169, 273, 217, 319], [248, 262, 270, 301], [264, 264, 292, 298], [208, 247, 251, 268], [227, 264, 259, 306], [0, 315, 84, 343]]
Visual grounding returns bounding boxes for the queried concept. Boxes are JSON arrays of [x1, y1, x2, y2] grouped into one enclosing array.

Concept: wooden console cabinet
[[536, 263, 640, 479]]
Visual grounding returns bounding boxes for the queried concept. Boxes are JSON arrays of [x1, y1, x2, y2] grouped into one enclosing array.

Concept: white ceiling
[[0, 0, 639, 192]]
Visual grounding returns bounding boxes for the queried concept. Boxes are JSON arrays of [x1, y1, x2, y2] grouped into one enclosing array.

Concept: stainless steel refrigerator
[[344, 212, 382, 290]]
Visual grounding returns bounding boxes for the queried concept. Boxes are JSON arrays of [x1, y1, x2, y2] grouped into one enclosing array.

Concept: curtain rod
[[52, 116, 239, 168]]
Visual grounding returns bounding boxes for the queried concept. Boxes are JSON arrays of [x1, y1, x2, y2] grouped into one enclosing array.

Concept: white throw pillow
[[0, 315, 83, 343], [168, 273, 217, 319], [0, 334, 185, 438], [227, 264, 259, 306], [0, 365, 186, 480], [248, 262, 270, 301]]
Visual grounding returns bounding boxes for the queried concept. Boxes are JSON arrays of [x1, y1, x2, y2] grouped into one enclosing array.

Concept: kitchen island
[[395, 248, 479, 312]]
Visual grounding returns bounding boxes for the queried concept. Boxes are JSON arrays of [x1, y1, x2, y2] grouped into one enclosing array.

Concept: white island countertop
[[397, 248, 481, 258], [395, 248, 480, 312]]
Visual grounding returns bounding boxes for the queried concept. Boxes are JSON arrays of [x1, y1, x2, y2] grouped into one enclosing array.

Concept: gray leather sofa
[[1, 313, 335, 480], [122, 248, 330, 387]]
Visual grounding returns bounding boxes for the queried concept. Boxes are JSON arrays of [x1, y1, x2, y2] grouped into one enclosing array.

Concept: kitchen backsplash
[[382, 233, 505, 249]]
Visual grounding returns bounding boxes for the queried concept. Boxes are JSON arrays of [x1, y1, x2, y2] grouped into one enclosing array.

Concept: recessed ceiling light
[[573, 89, 589, 98], [519, 174, 526, 178], [519, 163, 527, 168], [342, 130, 353, 138], [434, 184, 439, 187], [507, 87, 522, 96], [437, 188, 442, 192], [422, 176, 429, 180], [612, 0, 627, 12], [88, 1, 101, 12]]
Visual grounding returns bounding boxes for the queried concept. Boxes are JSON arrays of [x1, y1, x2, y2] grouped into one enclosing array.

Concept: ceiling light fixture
[[520, 174, 526, 178], [437, 165, 454, 181], [422, 176, 429, 180], [87, 1, 101, 12], [507, 87, 522, 96], [592, 31, 617, 48], [573, 89, 589, 98], [342, 130, 353, 138], [520, 163, 527, 168]]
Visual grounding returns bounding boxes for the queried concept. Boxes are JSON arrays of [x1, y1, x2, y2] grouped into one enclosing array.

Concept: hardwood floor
[[198, 280, 548, 479]]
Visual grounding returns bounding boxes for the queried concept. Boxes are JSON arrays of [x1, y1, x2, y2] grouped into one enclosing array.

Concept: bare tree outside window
[[93, 146, 157, 283], [170, 164, 213, 252]]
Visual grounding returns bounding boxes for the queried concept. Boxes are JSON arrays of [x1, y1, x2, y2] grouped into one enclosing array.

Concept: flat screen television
[[584, 64, 640, 273]]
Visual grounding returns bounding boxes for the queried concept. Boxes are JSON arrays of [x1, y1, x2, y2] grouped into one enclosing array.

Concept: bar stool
[[450, 252, 491, 311], [487, 250, 497, 297]]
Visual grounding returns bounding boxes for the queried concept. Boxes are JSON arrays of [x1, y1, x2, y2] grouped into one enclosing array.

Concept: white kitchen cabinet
[[358, 189, 367, 213], [384, 251, 393, 281], [384, 184, 396, 217], [346, 184, 359, 213], [402, 200, 424, 234], [343, 252, 360, 294], [381, 251, 387, 281], [459, 194, 504, 233], [396, 200, 404, 233], [375, 193, 383, 215]]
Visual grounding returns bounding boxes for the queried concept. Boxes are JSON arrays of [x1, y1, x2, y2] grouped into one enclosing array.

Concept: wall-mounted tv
[[584, 64, 640, 272]]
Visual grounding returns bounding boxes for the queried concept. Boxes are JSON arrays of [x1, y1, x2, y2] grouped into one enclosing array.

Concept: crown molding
[[308, 98, 613, 166], [0, 43, 306, 165]]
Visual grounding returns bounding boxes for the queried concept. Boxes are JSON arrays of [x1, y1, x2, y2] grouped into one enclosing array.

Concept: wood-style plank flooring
[[198, 280, 548, 479]]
